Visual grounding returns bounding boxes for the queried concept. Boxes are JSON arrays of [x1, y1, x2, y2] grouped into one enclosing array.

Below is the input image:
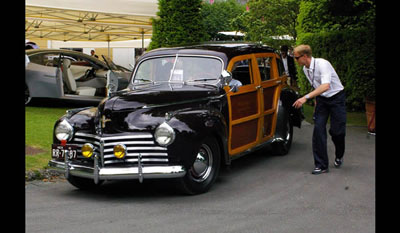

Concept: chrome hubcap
[[190, 144, 213, 182]]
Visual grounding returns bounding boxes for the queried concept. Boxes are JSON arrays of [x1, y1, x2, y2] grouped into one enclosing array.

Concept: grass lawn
[[25, 106, 70, 171], [302, 103, 367, 127]]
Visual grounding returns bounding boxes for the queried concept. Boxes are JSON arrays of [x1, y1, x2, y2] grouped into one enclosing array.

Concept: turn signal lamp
[[81, 143, 94, 158], [114, 144, 127, 159]]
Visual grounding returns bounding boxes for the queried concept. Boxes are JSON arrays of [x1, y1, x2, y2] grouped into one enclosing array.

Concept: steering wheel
[[83, 68, 96, 80]]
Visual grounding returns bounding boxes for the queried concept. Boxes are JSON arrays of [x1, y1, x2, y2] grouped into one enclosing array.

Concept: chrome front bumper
[[48, 156, 186, 184]]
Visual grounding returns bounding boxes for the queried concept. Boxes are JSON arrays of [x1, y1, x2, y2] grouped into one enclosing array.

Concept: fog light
[[114, 144, 127, 159], [81, 143, 94, 158]]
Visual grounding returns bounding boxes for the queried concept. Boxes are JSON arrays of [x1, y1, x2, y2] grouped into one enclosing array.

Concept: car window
[[256, 57, 273, 81], [43, 53, 65, 67], [28, 54, 44, 65], [231, 59, 252, 85], [133, 56, 223, 84]]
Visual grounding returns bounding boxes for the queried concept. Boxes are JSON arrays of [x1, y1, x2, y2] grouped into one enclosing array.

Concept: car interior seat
[[62, 59, 97, 96]]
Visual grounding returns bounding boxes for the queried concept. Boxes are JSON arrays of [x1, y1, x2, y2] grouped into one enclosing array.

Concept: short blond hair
[[294, 44, 312, 57]]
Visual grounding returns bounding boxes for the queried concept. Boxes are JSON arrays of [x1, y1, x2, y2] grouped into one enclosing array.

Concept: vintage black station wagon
[[49, 43, 304, 194]]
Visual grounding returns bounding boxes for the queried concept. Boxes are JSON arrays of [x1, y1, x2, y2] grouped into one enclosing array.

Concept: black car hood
[[110, 83, 223, 111], [96, 83, 224, 133]]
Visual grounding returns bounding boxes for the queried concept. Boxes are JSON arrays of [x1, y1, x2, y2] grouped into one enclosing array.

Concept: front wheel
[[177, 137, 221, 195]]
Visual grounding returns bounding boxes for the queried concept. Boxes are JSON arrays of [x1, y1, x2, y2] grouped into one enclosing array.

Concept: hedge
[[296, 28, 375, 111]]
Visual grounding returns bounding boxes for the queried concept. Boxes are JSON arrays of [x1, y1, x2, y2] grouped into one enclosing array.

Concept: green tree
[[296, 0, 376, 39], [201, 0, 246, 40], [236, 0, 299, 47], [149, 0, 208, 50]]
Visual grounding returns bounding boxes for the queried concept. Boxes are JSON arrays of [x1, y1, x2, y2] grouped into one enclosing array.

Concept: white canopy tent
[[48, 39, 152, 49], [26, 0, 158, 44]]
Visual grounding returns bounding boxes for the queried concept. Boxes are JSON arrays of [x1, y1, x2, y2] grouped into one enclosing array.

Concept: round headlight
[[81, 143, 94, 158], [154, 122, 175, 146], [114, 144, 127, 159], [55, 119, 74, 141]]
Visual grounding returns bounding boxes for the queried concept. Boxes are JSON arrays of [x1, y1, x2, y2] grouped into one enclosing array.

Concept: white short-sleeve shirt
[[303, 57, 344, 97]]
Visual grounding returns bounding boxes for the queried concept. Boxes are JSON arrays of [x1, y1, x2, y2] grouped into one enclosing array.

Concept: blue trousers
[[313, 91, 346, 169]]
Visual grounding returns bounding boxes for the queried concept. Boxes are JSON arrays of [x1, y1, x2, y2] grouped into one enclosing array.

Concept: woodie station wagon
[[49, 43, 304, 194]]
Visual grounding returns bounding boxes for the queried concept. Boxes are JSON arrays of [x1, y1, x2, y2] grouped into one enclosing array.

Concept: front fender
[[167, 108, 228, 168]]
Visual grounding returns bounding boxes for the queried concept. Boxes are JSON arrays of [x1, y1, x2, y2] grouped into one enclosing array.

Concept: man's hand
[[293, 96, 307, 109]]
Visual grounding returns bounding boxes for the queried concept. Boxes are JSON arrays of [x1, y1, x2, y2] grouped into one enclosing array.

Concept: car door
[[225, 54, 261, 155], [26, 52, 63, 98], [254, 53, 287, 143], [225, 53, 286, 156]]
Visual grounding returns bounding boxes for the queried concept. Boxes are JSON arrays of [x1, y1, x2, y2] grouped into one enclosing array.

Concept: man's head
[[294, 44, 312, 67], [280, 45, 288, 58]]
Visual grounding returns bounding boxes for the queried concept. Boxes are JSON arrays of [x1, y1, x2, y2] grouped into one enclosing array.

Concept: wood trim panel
[[230, 91, 258, 120], [231, 119, 258, 150]]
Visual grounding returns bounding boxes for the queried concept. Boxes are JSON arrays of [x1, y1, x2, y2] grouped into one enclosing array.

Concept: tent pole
[[141, 29, 144, 54], [108, 40, 110, 57], [107, 35, 111, 57]]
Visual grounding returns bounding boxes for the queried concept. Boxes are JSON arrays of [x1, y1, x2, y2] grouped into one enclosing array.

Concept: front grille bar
[[71, 132, 168, 167]]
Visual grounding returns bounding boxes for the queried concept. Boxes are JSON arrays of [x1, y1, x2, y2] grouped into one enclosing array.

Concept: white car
[[25, 49, 132, 105]]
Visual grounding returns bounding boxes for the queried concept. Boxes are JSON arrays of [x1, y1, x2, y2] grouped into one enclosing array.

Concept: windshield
[[132, 56, 223, 84]]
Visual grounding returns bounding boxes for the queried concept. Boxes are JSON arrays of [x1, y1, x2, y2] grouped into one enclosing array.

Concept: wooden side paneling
[[230, 91, 258, 120], [231, 119, 258, 149]]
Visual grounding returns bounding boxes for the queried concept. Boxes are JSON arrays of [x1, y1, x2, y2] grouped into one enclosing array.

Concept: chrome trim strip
[[103, 141, 155, 146], [48, 160, 186, 181], [75, 132, 153, 140], [104, 153, 167, 159], [104, 158, 169, 164]]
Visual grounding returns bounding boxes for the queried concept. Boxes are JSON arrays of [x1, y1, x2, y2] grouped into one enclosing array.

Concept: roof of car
[[140, 42, 277, 66]]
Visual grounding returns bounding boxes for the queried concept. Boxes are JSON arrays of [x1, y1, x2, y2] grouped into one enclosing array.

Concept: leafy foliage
[[149, 0, 208, 50], [201, 0, 246, 41], [233, 0, 299, 48]]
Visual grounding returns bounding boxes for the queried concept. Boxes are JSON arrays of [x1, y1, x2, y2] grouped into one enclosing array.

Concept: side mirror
[[220, 70, 241, 93], [220, 70, 232, 85]]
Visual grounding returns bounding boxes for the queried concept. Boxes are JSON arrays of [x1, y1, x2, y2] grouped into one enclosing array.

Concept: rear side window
[[231, 59, 253, 85], [256, 57, 273, 81]]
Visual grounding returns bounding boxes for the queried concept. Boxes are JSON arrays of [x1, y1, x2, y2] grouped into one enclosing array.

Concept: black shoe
[[334, 158, 343, 168], [311, 167, 329, 175]]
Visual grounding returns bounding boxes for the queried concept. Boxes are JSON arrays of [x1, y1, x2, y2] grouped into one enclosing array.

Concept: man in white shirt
[[292, 45, 346, 175]]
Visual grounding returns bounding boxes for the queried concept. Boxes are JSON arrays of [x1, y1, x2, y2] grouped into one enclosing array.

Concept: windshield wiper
[[186, 78, 217, 82], [134, 79, 152, 83]]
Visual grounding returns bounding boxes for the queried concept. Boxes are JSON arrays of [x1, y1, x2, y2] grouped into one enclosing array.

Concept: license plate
[[52, 144, 78, 160]]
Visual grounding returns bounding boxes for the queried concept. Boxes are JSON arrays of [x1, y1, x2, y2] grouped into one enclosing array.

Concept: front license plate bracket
[[52, 144, 78, 160]]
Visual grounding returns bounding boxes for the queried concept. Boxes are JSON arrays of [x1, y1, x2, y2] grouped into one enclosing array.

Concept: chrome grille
[[71, 132, 168, 167]]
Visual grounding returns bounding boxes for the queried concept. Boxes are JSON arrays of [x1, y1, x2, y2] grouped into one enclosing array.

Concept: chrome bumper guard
[[48, 155, 186, 184]]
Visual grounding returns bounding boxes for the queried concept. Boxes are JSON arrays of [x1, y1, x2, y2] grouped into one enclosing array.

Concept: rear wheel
[[177, 137, 221, 195], [272, 115, 293, 156]]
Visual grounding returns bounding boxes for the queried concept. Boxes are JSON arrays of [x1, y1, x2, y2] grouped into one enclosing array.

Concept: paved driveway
[[26, 123, 375, 233]]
